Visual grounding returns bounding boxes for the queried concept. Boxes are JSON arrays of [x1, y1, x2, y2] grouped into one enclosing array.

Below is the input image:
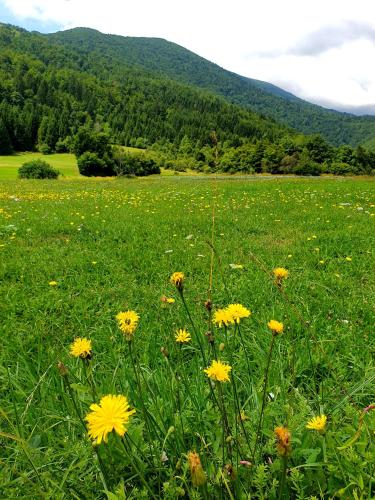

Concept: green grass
[[0, 176, 374, 498], [0, 152, 80, 180]]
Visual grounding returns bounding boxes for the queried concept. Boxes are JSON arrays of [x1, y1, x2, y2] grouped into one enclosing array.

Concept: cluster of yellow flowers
[[213, 303, 251, 327], [65, 266, 329, 481]]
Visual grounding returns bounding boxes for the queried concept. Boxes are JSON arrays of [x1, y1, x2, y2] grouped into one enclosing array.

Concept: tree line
[[0, 24, 374, 176]]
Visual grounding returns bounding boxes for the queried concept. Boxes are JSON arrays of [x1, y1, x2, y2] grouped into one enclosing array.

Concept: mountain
[[48, 27, 375, 148], [0, 23, 289, 153]]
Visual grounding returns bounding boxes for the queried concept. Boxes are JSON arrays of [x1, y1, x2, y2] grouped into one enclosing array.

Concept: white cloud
[[3, 0, 375, 112]]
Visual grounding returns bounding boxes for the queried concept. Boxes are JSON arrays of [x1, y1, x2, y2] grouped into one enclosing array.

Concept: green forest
[[1, 23, 375, 176]]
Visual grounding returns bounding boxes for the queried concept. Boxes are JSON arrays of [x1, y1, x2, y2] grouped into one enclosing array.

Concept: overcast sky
[[2, 0, 375, 114]]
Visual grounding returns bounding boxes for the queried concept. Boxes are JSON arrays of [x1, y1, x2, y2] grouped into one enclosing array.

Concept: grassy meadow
[[0, 175, 374, 498], [0, 153, 80, 180]]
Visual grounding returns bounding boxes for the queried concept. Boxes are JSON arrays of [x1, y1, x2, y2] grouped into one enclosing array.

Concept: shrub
[[38, 143, 52, 155], [18, 159, 59, 179], [55, 137, 72, 153], [293, 155, 322, 176], [329, 162, 354, 176], [113, 152, 160, 177], [77, 152, 115, 177]]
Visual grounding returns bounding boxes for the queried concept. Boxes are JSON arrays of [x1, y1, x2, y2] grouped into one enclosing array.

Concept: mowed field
[[0, 175, 374, 498], [0, 153, 79, 180]]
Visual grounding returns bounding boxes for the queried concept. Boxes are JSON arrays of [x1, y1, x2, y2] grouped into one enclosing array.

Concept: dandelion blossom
[[175, 329, 191, 343], [170, 272, 184, 291], [274, 426, 291, 456], [226, 304, 251, 324], [70, 337, 92, 359], [273, 267, 289, 288], [86, 395, 135, 444], [116, 310, 139, 338], [187, 451, 206, 486], [49, 281, 58, 286], [213, 308, 234, 328], [204, 360, 231, 382], [273, 267, 289, 280], [267, 319, 284, 335], [306, 414, 327, 432]]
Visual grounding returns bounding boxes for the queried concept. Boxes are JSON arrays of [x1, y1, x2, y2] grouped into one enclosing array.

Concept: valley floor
[[0, 176, 374, 498]]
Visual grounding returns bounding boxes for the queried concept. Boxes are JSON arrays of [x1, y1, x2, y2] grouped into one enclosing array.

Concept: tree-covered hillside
[[0, 23, 288, 153], [49, 27, 375, 148], [1, 23, 374, 177]]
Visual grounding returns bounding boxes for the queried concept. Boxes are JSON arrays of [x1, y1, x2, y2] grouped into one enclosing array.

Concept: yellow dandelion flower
[[175, 329, 191, 343], [213, 308, 234, 328], [86, 394, 135, 445], [116, 310, 139, 339], [267, 319, 284, 335], [273, 267, 289, 279], [204, 359, 231, 382], [275, 426, 291, 456], [170, 272, 184, 291], [48, 281, 58, 286], [306, 414, 327, 432], [187, 451, 206, 486], [226, 303, 251, 324], [70, 337, 92, 359], [345, 257, 352, 262]]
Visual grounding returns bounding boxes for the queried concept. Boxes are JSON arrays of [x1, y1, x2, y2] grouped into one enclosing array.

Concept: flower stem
[[252, 334, 276, 462], [121, 436, 156, 499], [65, 376, 108, 490], [128, 342, 159, 463], [225, 327, 252, 454], [278, 455, 288, 500], [180, 291, 207, 364]]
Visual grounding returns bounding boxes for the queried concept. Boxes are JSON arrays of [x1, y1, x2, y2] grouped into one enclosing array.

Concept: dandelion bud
[[224, 463, 237, 481], [160, 346, 169, 358], [219, 342, 225, 351], [187, 451, 206, 487], [57, 361, 69, 377], [240, 460, 252, 467], [205, 331, 214, 344], [274, 426, 291, 456]]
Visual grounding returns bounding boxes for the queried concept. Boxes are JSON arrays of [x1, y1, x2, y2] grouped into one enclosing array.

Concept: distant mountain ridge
[[48, 27, 375, 148], [1, 23, 375, 152], [0, 23, 290, 153]]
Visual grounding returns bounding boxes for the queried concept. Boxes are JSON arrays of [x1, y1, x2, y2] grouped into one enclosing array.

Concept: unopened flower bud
[[57, 361, 69, 377]]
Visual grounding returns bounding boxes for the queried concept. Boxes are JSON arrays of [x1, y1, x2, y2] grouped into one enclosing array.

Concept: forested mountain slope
[[0, 24, 288, 153], [50, 27, 375, 148]]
